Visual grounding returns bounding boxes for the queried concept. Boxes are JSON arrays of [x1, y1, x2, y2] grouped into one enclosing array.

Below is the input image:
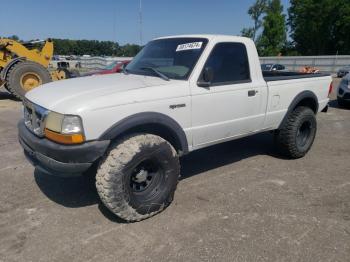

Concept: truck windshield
[[125, 38, 208, 80]]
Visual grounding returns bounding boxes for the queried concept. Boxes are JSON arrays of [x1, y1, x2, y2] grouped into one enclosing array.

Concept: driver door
[[190, 42, 263, 147]]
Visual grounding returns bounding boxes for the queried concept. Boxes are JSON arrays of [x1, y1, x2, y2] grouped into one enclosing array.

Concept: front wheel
[[275, 106, 317, 159], [96, 134, 180, 222]]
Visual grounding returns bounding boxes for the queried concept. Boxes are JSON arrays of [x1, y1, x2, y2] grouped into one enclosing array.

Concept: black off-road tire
[[2, 81, 9, 92], [275, 106, 317, 159], [96, 134, 180, 222], [5, 61, 52, 100]]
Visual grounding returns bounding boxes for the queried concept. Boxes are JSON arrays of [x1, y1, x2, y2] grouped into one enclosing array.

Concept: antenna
[[139, 0, 143, 46]]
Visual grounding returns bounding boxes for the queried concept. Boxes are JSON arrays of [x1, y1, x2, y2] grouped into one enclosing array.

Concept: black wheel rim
[[129, 159, 164, 198], [296, 120, 312, 148]]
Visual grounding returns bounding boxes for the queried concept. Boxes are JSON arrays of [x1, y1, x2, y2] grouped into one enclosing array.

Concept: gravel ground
[[0, 79, 349, 262]]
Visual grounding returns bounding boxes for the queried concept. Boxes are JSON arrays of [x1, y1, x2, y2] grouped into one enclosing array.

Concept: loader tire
[[275, 106, 317, 159], [6, 61, 52, 100], [96, 134, 180, 222]]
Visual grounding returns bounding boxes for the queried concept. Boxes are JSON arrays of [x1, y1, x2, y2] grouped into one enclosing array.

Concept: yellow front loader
[[0, 38, 69, 100]]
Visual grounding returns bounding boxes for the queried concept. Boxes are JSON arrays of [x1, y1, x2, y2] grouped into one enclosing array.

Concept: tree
[[333, 1, 350, 55], [258, 0, 286, 56], [249, 0, 268, 41], [0, 35, 20, 40], [241, 0, 268, 41], [240, 28, 254, 39], [1, 34, 141, 56], [281, 41, 299, 56], [288, 0, 350, 55], [8, 35, 20, 41], [119, 44, 142, 57], [52, 39, 141, 56]]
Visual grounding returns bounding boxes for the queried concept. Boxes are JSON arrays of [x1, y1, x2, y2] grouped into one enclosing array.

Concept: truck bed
[[263, 71, 330, 82]]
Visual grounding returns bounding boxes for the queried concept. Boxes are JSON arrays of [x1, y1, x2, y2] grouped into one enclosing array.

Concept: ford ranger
[[18, 35, 332, 222]]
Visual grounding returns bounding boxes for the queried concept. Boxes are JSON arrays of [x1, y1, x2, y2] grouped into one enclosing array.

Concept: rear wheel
[[5, 61, 52, 100], [275, 106, 317, 159], [96, 134, 180, 222]]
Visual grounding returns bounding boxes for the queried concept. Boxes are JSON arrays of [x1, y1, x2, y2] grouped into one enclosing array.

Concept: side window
[[202, 43, 250, 85]]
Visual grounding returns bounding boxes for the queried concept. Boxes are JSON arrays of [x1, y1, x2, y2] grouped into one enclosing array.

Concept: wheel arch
[[278, 90, 319, 129], [99, 112, 189, 156]]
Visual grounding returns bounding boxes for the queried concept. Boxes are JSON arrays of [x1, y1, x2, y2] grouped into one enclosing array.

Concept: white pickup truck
[[18, 35, 332, 221]]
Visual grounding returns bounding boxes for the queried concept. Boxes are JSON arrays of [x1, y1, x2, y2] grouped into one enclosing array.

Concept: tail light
[[328, 81, 333, 97]]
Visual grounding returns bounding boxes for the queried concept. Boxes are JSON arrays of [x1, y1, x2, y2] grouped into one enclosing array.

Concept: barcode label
[[176, 42, 203, 52]]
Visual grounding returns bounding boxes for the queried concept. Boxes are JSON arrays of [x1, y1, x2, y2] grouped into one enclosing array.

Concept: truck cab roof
[[155, 34, 251, 42]]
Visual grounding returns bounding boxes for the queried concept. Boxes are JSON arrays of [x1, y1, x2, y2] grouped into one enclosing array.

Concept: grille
[[23, 100, 48, 137]]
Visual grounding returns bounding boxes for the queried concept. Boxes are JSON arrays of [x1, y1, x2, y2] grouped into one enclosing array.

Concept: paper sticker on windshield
[[176, 42, 203, 52]]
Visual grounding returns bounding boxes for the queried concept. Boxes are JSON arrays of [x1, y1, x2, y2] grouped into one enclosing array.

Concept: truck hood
[[25, 73, 173, 113]]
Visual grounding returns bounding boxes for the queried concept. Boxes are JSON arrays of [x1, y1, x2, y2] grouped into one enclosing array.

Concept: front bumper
[[18, 120, 110, 177]]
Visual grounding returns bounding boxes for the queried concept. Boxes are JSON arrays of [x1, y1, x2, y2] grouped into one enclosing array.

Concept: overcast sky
[[1, 0, 290, 45]]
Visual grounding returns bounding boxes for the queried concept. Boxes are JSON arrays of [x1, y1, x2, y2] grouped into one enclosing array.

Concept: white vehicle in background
[[18, 35, 331, 222]]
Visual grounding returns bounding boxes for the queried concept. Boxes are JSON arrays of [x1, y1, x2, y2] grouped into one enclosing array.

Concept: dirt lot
[[0, 79, 349, 262]]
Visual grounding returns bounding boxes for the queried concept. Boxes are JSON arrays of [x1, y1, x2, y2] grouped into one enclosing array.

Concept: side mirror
[[197, 67, 214, 88]]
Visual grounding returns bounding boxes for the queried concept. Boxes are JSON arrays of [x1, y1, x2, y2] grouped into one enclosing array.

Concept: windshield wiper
[[140, 67, 170, 81]]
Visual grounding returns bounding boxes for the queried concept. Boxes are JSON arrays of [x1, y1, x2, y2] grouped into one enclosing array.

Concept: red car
[[85, 60, 131, 76]]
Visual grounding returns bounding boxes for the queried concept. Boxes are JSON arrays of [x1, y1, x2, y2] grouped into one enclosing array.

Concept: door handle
[[248, 90, 258, 97]]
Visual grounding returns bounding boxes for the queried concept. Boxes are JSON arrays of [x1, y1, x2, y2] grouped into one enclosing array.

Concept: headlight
[[45, 112, 85, 144], [62, 116, 83, 134]]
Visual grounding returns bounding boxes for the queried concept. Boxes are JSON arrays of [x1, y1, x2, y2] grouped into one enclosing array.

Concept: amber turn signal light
[[44, 128, 84, 144]]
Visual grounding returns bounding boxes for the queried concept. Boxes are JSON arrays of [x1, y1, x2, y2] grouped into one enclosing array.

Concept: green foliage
[[248, 0, 268, 41], [241, 0, 268, 41], [243, 0, 350, 55], [288, 0, 350, 55], [52, 39, 141, 56], [117, 44, 142, 57], [0, 35, 20, 40], [7, 35, 20, 41], [281, 41, 300, 56], [258, 0, 286, 56], [1, 35, 142, 57], [241, 27, 255, 39]]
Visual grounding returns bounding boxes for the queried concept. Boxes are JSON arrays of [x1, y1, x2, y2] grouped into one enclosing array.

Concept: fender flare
[[0, 57, 26, 80], [99, 112, 189, 155], [278, 90, 319, 129]]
